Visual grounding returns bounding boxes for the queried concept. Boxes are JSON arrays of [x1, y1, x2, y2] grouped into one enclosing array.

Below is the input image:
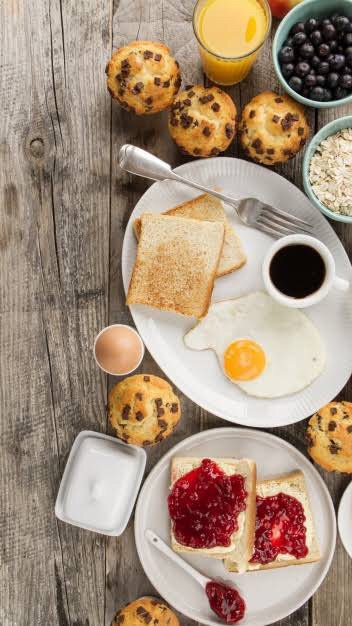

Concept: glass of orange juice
[[193, 0, 272, 86]]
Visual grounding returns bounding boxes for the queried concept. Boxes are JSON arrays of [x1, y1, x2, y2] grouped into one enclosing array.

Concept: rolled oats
[[309, 128, 352, 216]]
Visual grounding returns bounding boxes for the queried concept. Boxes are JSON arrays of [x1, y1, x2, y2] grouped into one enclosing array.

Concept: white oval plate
[[338, 480, 352, 559], [122, 158, 352, 427], [134, 427, 336, 626]]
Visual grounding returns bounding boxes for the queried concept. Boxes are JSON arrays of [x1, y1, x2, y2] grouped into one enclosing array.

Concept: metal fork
[[118, 144, 312, 238]]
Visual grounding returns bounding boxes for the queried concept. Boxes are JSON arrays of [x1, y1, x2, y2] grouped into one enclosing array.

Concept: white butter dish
[[55, 430, 146, 535]]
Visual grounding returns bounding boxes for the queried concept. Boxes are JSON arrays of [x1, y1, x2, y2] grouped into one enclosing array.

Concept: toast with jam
[[168, 457, 256, 572], [225, 470, 320, 572]]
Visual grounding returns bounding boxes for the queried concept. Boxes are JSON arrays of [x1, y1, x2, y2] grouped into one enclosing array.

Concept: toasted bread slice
[[127, 213, 224, 318], [224, 470, 321, 572], [170, 457, 256, 571], [133, 194, 246, 277]]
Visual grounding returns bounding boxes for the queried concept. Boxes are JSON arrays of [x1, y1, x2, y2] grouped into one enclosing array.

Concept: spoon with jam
[[146, 529, 245, 624]]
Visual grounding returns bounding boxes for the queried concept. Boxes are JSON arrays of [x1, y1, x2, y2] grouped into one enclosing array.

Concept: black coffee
[[269, 244, 326, 299]]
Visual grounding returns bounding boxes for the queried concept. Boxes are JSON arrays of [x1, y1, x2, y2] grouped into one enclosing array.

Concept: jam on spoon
[[146, 530, 247, 625], [206, 581, 246, 624], [168, 458, 247, 549], [250, 492, 308, 565]]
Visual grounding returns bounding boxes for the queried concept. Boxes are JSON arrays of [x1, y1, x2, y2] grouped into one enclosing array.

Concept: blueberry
[[282, 62, 295, 78], [335, 16, 350, 32], [339, 73, 352, 89], [344, 21, 352, 34], [318, 43, 331, 57], [322, 88, 333, 101], [300, 42, 315, 58], [288, 75, 303, 93], [316, 75, 326, 86], [323, 23, 337, 41], [334, 86, 349, 99], [337, 45, 345, 53], [326, 72, 339, 88], [345, 47, 352, 67], [311, 55, 321, 68], [304, 73, 317, 88], [321, 18, 332, 27], [337, 30, 346, 41], [316, 74, 326, 86], [344, 33, 352, 46], [290, 21, 306, 35], [331, 13, 340, 26], [302, 86, 312, 98], [279, 46, 295, 64], [329, 53, 345, 70], [343, 65, 352, 74], [310, 30, 323, 46], [329, 40, 338, 52], [308, 67, 316, 75], [284, 36, 295, 48], [305, 18, 319, 33], [309, 86, 326, 101], [317, 61, 330, 75], [293, 32, 307, 47], [295, 61, 311, 77]]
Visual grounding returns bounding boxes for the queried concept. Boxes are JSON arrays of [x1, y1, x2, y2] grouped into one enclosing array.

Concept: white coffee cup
[[262, 234, 349, 308]]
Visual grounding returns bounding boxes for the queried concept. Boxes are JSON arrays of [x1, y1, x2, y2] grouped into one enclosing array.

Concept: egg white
[[184, 292, 326, 398]]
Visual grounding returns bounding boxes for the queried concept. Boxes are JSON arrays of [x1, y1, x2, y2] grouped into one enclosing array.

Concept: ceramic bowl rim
[[302, 115, 352, 223]]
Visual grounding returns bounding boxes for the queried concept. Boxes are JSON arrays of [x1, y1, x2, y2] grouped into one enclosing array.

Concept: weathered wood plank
[[311, 102, 352, 626], [106, 1, 201, 624], [0, 2, 69, 623], [0, 0, 112, 623]]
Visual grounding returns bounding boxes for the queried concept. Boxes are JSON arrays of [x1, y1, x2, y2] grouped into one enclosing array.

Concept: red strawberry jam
[[250, 492, 308, 565], [206, 581, 245, 624], [168, 459, 247, 549]]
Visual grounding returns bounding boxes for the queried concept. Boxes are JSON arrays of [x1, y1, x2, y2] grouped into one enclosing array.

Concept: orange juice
[[193, 0, 271, 85]]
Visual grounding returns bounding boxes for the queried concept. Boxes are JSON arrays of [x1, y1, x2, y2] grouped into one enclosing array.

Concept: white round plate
[[338, 480, 352, 559], [122, 158, 352, 427], [135, 427, 336, 626]]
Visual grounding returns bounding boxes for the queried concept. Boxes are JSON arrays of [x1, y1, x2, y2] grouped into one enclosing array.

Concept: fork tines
[[260, 204, 313, 236]]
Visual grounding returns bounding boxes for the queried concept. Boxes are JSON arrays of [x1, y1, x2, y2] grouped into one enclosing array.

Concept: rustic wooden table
[[1, 1, 352, 625]]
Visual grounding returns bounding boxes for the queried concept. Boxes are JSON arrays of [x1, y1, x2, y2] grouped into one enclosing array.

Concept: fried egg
[[184, 292, 325, 398]]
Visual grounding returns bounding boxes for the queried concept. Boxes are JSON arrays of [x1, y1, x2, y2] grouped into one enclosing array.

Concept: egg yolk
[[224, 340, 266, 381]]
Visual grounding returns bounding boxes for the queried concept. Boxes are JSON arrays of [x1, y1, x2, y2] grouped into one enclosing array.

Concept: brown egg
[[94, 325, 144, 375]]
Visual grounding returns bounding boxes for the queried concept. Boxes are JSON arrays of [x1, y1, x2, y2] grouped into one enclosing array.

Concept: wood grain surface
[[0, 1, 351, 625]]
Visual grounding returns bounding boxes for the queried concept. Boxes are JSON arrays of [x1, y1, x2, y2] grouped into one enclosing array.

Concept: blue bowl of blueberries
[[273, 0, 352, 107]]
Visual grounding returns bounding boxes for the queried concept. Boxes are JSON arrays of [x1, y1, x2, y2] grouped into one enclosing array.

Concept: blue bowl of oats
[[303, 116, 352, 223]]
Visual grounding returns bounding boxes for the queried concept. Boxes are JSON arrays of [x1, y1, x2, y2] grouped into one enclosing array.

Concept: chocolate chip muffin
[[306, 401, 352, 473], [111, 597, 179, 626], [239, 91, 310, 165], [108, 374, 181, 446], [106, 41, 181, 115], [168, 85, 237, 157]]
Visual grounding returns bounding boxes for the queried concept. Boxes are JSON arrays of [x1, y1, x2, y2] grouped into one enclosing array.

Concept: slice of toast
[[169, 457, 256, 571], [127, 213, 225, 318], [224, 470, 321, 572], [133, 194, 246, 278]]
